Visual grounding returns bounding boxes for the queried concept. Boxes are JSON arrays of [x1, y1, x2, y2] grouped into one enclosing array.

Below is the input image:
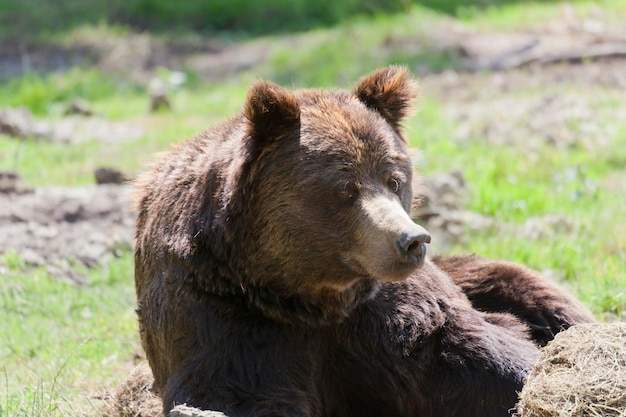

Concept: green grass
[[265, 9, 460, 87], [457, 0, 626, 29], [2, 1, 626, 415], [1, 251, 138, 416], [0, 70, 134, 117]]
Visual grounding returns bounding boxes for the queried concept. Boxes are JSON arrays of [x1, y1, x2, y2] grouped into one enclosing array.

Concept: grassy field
[[1, 1, 626, 416]]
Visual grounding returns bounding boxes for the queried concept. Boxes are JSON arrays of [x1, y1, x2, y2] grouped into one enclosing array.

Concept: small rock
[[149, 77, 171, 112], [516, 214, 575, 240], [95, 167, 129, 185], [414, 170, 467, 212], [0, 170, 33, 194], [64, 98, 95, 117], [0, 107, 34, 138], [169, 405, 228, 417], [150, 93, 171, 113], [411, 171, 494, 252]]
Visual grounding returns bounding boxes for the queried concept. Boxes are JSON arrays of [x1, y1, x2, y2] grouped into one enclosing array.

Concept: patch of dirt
[[421, 61, 626, 153], [458, 3, 626, 70], [0, 182, 134, 283], [0, 107, 143, 144], [415, 7, 626, 153], [446, 89, 622, 150], [0, 41, 97, 80], [0, 34, 255, 83]]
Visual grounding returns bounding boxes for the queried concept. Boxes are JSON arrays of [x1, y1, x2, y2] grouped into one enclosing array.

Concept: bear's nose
[[397, 229, 431, 260]]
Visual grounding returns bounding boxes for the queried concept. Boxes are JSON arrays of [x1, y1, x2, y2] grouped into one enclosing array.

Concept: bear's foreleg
[[432, 254, 595, 346]]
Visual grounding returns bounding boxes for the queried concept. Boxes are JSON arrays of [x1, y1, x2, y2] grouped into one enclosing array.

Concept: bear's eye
[[338, 182, 360, 203], [388, 177, 403, 194]]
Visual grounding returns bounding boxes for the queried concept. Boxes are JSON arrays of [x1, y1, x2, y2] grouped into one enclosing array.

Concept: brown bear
[[133, 66, 594, 417]]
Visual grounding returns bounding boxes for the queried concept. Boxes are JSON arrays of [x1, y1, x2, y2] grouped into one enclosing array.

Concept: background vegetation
[[1, 0, 625, 416], [0, 0, 568, 39]]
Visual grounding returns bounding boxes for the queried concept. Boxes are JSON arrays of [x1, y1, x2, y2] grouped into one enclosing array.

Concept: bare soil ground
[[0, 182, 134, 282]]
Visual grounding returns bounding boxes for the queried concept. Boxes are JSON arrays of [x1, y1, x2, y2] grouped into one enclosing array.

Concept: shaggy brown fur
[[133, 66, 594, 417]]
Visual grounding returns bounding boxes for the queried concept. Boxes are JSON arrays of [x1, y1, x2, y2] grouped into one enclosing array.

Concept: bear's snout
[[355, 193, 432, 280], [397, 228, 431, 264]]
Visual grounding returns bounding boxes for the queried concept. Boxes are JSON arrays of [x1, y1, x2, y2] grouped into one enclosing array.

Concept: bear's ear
[[353, 66, 418, 127], [244, 80, 300, 143]]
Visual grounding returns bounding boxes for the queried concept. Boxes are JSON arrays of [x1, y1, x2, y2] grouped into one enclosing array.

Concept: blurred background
[[1, 0, 625, 415]]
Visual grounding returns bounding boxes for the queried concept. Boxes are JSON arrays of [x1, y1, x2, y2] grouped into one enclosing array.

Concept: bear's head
[[233, 66, 430, 322]]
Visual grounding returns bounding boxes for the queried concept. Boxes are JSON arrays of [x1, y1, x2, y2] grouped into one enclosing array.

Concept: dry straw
[[517, 322, 626, 417], [100, 363, 162, 417]]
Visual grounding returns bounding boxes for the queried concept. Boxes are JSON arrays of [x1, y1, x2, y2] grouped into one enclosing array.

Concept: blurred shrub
[[0, 0, 413, 39], [130, 0, 413, 32]]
